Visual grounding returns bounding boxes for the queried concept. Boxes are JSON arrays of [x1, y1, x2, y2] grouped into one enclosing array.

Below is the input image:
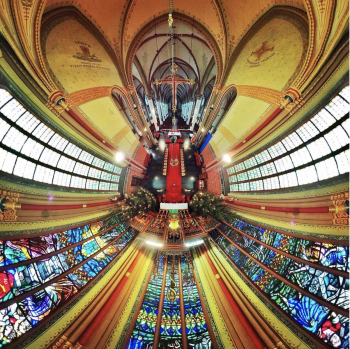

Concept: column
[[190, 95, 202, 131], [186, 100, 193, 125], [177, 256, 188, 348], [155, 99, 163, 126], [147, 96, 159, 131], [153, 255, 168, 348]]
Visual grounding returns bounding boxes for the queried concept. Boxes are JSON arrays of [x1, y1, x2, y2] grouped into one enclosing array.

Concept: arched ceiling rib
[[2, 0, 341, 156]]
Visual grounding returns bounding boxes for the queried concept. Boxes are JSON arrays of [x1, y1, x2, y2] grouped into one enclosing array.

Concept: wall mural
[[209, 217, 349, 349]]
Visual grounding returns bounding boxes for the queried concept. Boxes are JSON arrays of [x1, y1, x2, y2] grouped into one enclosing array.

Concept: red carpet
[[165, 143, 183, 202]]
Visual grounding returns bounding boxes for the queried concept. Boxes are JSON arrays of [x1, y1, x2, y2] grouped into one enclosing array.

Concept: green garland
[[119, 187, 157, 220], [189, 191, 232, 221], [103, 187, 157, 226]]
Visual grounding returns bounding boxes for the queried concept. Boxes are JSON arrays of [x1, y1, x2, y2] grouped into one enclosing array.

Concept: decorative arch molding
[[40, 6, 127, 94], [205, 84, 238, 129], [222, 5, 309, 89], [125, 12, 223, 88]]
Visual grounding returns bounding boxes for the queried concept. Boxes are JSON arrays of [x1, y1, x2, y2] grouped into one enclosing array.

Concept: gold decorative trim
[[236, 85, 283, 104], [330, 192, 349, 226], [0, 190, 20, 222], [218, 125, 236, 144]]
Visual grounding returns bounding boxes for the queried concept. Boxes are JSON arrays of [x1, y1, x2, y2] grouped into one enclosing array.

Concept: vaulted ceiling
[[0, 0, 348, 164]]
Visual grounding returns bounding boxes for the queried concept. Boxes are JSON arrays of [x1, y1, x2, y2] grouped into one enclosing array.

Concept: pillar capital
[[47, 90, 70, 113], [278, 87, 303, 110], [127, 85, 137, 94], [212, 84, 222, 94]]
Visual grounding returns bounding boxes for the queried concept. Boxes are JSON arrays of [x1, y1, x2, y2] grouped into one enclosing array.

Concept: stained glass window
[[315, 158, 339, 180], [70, 176, 87, 189], [21, 139, 44, 160], [0, 149, 16, 173], [64, 143, 82, 158], [339, 86, 350, 102], [159, 255, 182, 347], [260, 162, 276, 177], [274, 155, 294, 172], [2, 128, 27, 151], [279, 172, 298, 188], [0, 219, 137, 346], [335, 151, 349, 174], [234, 163, 245, 172], [210, 219, 349, 348], [34, 165, 54, 184], [180, 253, 211, 348], [48, 133, 69, 151], [296, 122, 320, 142], [290, 148, 312, 167], [228, 175, 237, 183], [238, 182, 250, 191], [263, 177, 279, 190], [39, 148, 61, 167], [307, 137, 331, 160], [0, 119, 11, 141], [13, 158, 36, 179], [73, 163, 90, 176], [296, 165, 318, 185], [88, 168, 101, 179], [128, 252, 212, 348], [127, 252, 166, 348]]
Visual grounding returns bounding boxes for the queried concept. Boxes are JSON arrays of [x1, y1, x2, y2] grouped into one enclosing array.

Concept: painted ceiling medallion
[[73, 43, 102, 63], [248, 41, 275, 66]]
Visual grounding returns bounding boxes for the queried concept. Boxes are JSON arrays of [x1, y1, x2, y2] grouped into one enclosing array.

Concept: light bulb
[[115, 152, 125, 162], [223, 154, 231, 163]]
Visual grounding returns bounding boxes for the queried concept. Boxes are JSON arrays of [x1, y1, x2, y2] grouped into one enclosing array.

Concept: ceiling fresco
[[43, 18, 123, 94], [225, 15, 308, 90]]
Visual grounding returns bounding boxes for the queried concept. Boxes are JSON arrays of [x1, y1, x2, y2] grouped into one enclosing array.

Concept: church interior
[[0, 0, 348, 348]]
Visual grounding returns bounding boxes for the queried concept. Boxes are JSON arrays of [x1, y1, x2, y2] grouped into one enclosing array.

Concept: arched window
[[0, 89, 122, 191], [226, 86, 350, 192]]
